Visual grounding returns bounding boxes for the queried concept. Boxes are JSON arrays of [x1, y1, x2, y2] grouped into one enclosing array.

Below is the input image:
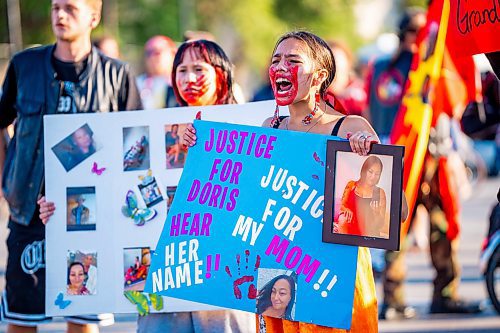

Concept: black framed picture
[[322, 140, 404, 251]]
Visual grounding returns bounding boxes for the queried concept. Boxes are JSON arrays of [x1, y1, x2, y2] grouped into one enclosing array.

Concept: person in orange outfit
[[257, 30, 409, 333], [182, 31, 408, 333]]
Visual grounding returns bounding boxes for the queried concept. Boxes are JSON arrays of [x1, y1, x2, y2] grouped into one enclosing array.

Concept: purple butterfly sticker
[[91, 162, 106, 175]]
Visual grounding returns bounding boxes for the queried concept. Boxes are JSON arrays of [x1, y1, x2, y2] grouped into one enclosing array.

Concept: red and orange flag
[[390, 0, 451, 238]]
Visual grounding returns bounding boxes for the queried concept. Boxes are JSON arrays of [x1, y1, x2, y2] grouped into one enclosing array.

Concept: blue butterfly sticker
[[121, 190, 157, 226], [54, 292, 72, 309]]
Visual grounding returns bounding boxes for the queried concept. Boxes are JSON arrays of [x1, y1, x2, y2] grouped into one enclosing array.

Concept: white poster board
[[44, 101, 283, 316]]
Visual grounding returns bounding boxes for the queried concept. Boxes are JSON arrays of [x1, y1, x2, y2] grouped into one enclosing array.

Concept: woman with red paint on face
[[258, 30, 382, 333], [136, 39, 254, 333], [172, 40, 236, 107], [183, 31, 408, 333]]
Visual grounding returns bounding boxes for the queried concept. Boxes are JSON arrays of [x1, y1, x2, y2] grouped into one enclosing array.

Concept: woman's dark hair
[[272, 31, 336, 97], [67, 261, 85, 285], [172, 40, 236, 106], [360, 156, 383, 182], [256, 274, 296, 319]]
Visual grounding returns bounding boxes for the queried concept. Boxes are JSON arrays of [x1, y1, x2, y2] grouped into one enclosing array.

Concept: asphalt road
[[0, 177, 499, 332]]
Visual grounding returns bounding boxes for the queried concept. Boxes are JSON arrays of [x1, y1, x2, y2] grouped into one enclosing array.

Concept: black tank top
[[272, 116, 347, 136]]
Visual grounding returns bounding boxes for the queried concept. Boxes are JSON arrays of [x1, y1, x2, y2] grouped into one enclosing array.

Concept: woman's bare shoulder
[[339, 115, 378, 138], [343, 115, 372, 129], [262, 117, 274, 127]]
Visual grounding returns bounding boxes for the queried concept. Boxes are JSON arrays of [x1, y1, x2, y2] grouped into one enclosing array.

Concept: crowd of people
[[0, 0, 498, 333]]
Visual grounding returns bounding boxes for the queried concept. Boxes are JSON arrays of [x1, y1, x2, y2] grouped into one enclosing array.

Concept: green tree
[[119, 0, 181, 44], [17, 0, 52, 45], [404, 0, 428, 9], [193, 0, 360, 90]]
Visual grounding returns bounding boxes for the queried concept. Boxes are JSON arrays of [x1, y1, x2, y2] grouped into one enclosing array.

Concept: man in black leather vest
[[0, 1, 141, 332]]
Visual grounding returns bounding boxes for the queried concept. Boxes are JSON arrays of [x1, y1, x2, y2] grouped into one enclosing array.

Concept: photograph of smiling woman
[[256, 273, 297, 320], [67, 262, 90, 296], [336, 155, 387, 238]]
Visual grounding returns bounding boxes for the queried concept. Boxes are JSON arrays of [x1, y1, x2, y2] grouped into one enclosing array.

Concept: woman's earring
[[270, 104, 280, 127], [302, 91, 320, 125]]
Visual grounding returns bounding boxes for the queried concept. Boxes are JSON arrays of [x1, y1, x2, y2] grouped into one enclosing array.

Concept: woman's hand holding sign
[[183, 123, 197, 148]]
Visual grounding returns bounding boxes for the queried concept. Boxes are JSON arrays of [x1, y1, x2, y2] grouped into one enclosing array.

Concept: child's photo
[[123, 126, 150, 171], [138, 176, 163, 207], [123, 247, 151, 292], [165, 123, 189, 169]]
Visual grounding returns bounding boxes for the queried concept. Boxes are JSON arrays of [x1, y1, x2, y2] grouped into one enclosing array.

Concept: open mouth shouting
[[276, 77, 293, 94], [269, 66, 299, 106]]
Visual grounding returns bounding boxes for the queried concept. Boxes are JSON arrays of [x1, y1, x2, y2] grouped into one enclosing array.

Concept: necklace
[[286, 110, 325, 133]]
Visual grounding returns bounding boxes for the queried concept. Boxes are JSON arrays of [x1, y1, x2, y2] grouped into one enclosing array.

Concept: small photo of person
[[256, 268, 297, 320], [51, 124, 99, 172], [67, 250, 97, 296], [333, 153, 393, 239], [138, 176, 163, 207], [123, 126, 150, 171], [166, 186, 177, 212], [123, 247, 151, 292], [165, 123, 189, 169], [66, 187, 96, 232]]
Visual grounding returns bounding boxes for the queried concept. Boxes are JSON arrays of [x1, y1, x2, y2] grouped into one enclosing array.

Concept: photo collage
[[51, 122, 190, 298]]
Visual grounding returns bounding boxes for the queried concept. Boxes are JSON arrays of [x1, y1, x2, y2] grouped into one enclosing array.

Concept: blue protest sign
[[145, 120, 358, 329]]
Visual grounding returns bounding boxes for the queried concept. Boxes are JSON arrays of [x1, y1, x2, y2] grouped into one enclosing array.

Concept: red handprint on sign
[[225, 250, 261, 300]]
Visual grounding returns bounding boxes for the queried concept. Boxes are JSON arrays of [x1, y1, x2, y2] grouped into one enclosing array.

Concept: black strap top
[[272, 115, 347, 136], [331, 116, 346, 136], [272, 116, 289, 129]]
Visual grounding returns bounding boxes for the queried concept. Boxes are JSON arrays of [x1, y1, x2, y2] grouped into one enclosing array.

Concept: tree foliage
[[2, 0, 405, 91], [403, 0, 428, 10], [193, 0, 360, 84], [119, 0, 181, 44]]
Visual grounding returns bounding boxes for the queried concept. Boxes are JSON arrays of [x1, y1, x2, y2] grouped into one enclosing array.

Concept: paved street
[[0, 177, 499, 332]]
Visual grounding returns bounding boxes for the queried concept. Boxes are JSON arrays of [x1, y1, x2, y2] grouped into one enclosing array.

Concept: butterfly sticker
[[148, 293, 164, 311], [121, 190, 157, 226], [91, 162, 106, 175], [124, 291, 149, 316], [54, 292, 72, 309], [123, 291, 163, 316]]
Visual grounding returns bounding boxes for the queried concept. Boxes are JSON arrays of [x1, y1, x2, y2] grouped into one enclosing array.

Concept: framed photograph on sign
[[322, 140, 404, 251]]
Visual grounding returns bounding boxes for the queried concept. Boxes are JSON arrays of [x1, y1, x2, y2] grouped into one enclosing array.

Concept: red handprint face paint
[[175, 49, 218, 106], [269, 38, 314, 106], [269, 63, 299, 106]]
